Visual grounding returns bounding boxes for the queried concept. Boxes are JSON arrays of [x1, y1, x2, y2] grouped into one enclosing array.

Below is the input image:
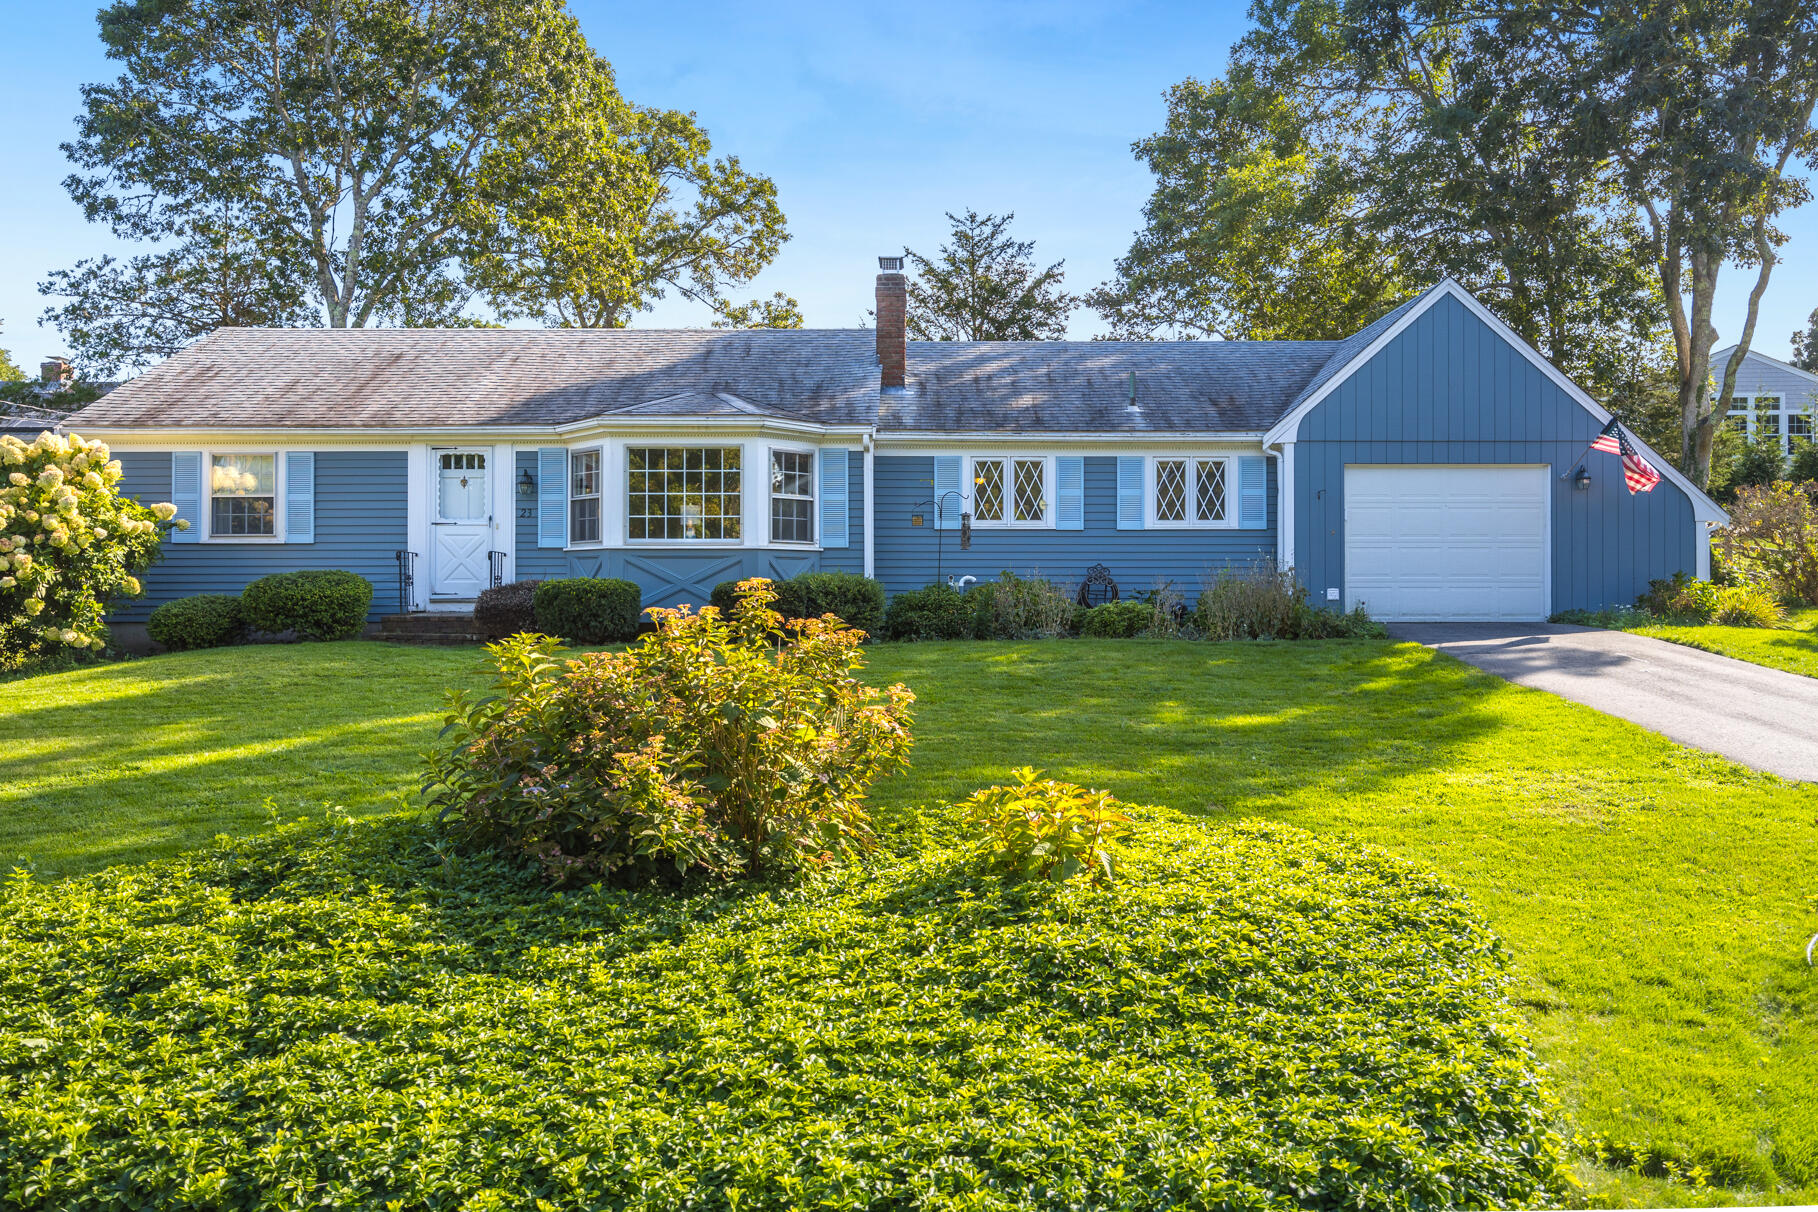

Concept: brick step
[[379, 631, 486, 647], [380, 611, 474, 634]]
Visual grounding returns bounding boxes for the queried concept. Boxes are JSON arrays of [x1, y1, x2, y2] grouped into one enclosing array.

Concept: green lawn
[[4, 639, 1816, 1206], [1621, 606, 1818, 679]]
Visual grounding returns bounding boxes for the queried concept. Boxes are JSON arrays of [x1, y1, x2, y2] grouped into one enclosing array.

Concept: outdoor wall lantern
[[1573, 466, 1592, 491], [518, 468, 537, 498]]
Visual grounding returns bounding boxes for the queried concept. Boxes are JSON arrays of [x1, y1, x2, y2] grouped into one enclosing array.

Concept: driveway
[[1390, 622, 1818, 782]]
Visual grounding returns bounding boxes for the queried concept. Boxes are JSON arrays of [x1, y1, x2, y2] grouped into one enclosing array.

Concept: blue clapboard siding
[[1290, 292, 1697, 612], [111, 450, 408, 622], [873, 455, 1276, 600], [513, 449, 861, 608]]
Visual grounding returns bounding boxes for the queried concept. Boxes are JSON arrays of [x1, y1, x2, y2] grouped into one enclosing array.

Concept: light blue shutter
[[284, 451, 314, 543], [933, 455, 962, 529], [820, 448, 849, 548], [170, 451, 202, 543], [1116, 456, 1144, 530], [1238, 455, 1268, 529], [537, 448, 567, 548], [1055, 456, 1084, 530]]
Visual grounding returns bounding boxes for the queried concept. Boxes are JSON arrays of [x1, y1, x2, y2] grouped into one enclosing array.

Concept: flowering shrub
[[959, 766, 1136, 884], [0, 431, 177, 664], [425, 578, 915, 883], [1720, 481, 1818, 605]]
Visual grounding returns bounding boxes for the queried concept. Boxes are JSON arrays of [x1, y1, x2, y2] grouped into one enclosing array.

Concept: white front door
[[1344, 464, 1550, 622], [430, 449, 493, 600]]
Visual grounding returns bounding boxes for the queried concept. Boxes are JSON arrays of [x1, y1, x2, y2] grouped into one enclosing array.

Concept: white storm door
[[1344, 465, 1549, 622], [430, 449, 493, 599]]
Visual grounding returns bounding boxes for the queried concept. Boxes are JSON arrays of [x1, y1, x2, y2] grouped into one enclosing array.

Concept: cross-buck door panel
[[431, 449, 492, 599]]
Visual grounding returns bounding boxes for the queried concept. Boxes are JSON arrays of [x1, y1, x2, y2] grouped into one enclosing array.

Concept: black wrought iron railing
[[394, 550, 419, 613], [488, 550, 507, 589]]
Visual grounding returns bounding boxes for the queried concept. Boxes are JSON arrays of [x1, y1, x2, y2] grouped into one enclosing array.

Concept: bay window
[[627, 446, 742, 541], [210, 453, 276, 537], [569, 448, 601, 544], [769, 449, 815, 544]]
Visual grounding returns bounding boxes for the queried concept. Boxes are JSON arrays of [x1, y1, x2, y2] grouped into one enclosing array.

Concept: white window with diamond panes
[[1151, 456, 1232, 527], [967, 456, 1049, 527]]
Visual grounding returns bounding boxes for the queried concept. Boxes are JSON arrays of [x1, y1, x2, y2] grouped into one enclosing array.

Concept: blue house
[[67, 266, 1723, 634]]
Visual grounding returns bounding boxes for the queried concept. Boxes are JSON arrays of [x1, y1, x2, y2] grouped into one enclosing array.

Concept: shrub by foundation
[[240, 570, 373, 641], [531, 577, 642, 643], [472, 580, 541, 640], [147, 594, 245, 651]]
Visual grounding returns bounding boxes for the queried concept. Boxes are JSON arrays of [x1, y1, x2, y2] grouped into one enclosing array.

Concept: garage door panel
[[1344, 465, 1549, 622]]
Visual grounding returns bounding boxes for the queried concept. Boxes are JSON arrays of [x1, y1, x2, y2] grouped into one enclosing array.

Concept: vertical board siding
[[1292, 293, 1698, 612], [113, 450, 408, 622], [873, 455, 1276, 600]]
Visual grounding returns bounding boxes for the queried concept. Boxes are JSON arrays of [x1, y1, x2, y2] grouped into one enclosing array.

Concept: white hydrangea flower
[[151, 502, 178, 520], [93, 527, 108, 539], [7, 473, 24, 487], [0, 576, 13, 589]]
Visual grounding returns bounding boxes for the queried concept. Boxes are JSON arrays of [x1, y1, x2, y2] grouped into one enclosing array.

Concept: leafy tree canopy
[[711, 293, 804, 330], [49, 1, 789, 370], [1096, 0, 1664, 405], [904, 211, 1076, 341], [0, 326, 25, 382], [1793, 306, 1818, 374]]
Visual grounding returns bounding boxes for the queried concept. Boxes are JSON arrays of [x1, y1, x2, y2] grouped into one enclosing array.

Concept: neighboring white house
[[1712, 345, 1818, 456]]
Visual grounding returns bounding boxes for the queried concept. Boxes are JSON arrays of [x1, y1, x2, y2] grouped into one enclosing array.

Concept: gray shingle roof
[[1277, 286, 1432, 419], [67, 328, 881, 430], [887, 340, 1343, 432], [67, 295, 1436, 436]]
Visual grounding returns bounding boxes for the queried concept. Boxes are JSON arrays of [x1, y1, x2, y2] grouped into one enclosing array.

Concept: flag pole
[[1559, 418, 1621, 480]]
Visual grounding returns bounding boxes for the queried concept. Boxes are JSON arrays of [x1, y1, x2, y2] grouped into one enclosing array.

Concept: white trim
[[1262, 277, 1728, 526], [861, 434, 876, 579], [965, 454, 1055, 529], [1277, 442, 1295, 568], [564, 444, 606, 548], [1144, 454, 1238, 530], [201, 449, 285, 543], [405, 445, 429, 610], [877, 432, 1267, 451], [491, 441, 513, 584], [622, 441, 752, 547], [426, 445, 496, 600]]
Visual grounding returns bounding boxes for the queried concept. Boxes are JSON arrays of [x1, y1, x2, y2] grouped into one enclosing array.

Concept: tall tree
[[1792, 306, 1818, 373], [904, 211, 1075, 341], [1097, 0, 1664, 401], [472, 94, 789, 327], [40, 217, 316, 377], [0, 326, 24, 382], [1530, 0, 1818, 485]]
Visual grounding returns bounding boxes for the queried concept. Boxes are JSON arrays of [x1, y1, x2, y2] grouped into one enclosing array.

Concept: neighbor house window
[[210, 453, 276, 537], [1152, 456, 1229, 526], [1790, 411, 1813, 446], [569, 449, 601, 544], [969, 456, 1047, 525], [627, 447, 742, 541], [769, 449, 814, 544]]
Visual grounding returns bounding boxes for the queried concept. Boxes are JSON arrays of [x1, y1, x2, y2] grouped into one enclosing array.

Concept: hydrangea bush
[[0, 432, 178, 663]]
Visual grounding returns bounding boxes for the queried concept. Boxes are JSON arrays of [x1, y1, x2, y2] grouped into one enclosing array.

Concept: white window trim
[[567, 445, 605, 548], [965, 454, 1054, 529], [203, 449, 284, 544], [622, 442, 750, 546], [767, 443, 819, 548], [1145, 455, 1237, 530], [1727, 394, 1816, 455]]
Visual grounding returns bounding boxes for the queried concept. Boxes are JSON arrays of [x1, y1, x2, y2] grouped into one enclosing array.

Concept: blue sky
[[1, 0, 1811, 367]]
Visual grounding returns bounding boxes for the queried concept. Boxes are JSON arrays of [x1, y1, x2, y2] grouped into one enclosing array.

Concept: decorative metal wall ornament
[[1077, 563, 1119, 606]]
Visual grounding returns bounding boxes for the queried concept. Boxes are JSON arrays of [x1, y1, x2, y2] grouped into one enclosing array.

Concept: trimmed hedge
[[1076, 599, 1152, 638], [883, 583, 976, 641], [146, 594, 245, 651], [0, 812, 1567, 1210], [473, 579, 541, 639], [240, 570, 373, 641], [533, 577, 642, 643], [772, 571, 885, 637]]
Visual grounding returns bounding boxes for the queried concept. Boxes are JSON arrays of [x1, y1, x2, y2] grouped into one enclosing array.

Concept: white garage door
[[1344, 465, 1550, 622]]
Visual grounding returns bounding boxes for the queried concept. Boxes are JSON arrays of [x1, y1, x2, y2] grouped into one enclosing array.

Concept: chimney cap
[[877, 255, 904, 273]]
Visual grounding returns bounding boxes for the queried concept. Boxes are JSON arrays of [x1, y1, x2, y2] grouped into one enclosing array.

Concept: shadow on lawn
[[866, 638, 1510, 829]]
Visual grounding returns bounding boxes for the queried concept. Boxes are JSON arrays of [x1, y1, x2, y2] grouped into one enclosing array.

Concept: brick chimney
[[875, 255, 906, 390], [39, 357, 72, 389]]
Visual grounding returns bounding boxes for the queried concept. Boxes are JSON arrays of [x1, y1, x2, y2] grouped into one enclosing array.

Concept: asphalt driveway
[[1390, 622, 1818, 782]]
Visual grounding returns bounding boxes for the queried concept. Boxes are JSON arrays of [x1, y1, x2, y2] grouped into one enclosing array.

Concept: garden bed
[[0, 811, 1563, 1211]]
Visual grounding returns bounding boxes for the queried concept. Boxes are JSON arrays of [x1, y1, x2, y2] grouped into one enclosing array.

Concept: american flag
[[1591, 418, 1661, 493]]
